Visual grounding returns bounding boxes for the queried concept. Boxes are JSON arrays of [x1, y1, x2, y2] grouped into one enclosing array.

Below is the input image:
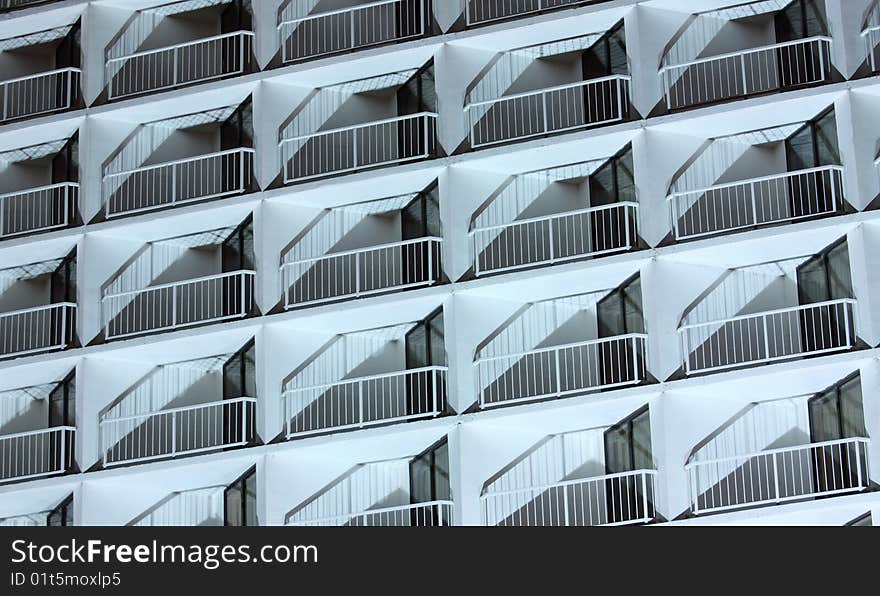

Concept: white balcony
[[280, 112, 438, 183], [0, 182, 78, 239], [106, 31, 254, 100], [660, 37, 832, 110], [0, 303, 77, 359], [283, 365, 447, 438], [668, 166, 844, 241], [465, 0, 590, 26], [471, 202, 638, 276], [100, 397, 257, 467], [286, 500, 454, 526], [279, 0, 428, 64], [0, 68, 80, 123], [0, 426, 75, 484], [101, 270, 255, 341], [862, 26, 880, 72], [687, 437, 870, 515], [482, 469, 657, 526], [465, 76, 630, 149], [476, 333, 647, 408], [129, 485, 225, 527], [679, 299, 856, 375]]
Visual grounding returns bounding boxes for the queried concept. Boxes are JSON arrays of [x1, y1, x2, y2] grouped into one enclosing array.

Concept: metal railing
[[281, 112, 437, 183], [282, 237, 442, 308], [0, 303, 76, 359], [106, 31, 254, 100], [476, 333, 647, 408], [862, 26, 880, 72], [466, 75, 629, 148], [466, 0, 590, 25], [286, 500, 453, 526], [0, 182, 78, 239], [280, 0, 427, 64], [687, 437, 870, 515], [679, 299, 856, 375], [100, 397, 256, 467], [482, 469, 656, 526], [660, 36, 832, 110], [668, 166, 844, 241], [129, 485, 225, 527], [0, 68, 80, 122], [283, 366, 447, 438], [102, 270, 255, 340], [0, 0, 55, 10], [103, 148, 254, 218], [0, 426, 75, 484], [471, 202, 637, 276]]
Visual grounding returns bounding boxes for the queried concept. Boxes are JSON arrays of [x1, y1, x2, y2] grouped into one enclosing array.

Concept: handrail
[[667, 165, 844, 199], [287, 499, 453, 525], [106, 31, 255, 63], [686, 436, 868, 468], [103, 148, 255, 179], [482, 469, 656, 498], [281, 236, 442, 266], [0, 425, 75, 441], [0, 181, 78, 200], [476, 333, 647, 364], [279, 112, 438, 144], [284, 365, 446, 394], [102, 270, 255, 300], [678, 298, 855, 331], [100, 396, 256, 424], [660, 35, 832, 71], [465, 74, 631, 108], [0, 66, 81, 87], [279, 0, 400, 25], [0, 302, 76, 318], [471, 202, 638, 234]]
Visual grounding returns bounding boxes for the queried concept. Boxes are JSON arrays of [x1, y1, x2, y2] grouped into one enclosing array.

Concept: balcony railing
[[281, 112, 437, 183], [0, 182, 78, 239], [476, 333, 647, 408], [103, 148, 254, 218], [668, 166, 844, 241], [471, 202, 638, 276], [0, 0, 54, 10], [660, 36, 832, 110], [0, 68, 81, 123], [482, 469, 656, 526], [679, 299, 856, 375], [106, 31, 254, 100], [280, 0, 427, 64], [100, 397, 257, 467], [0, 426, 75, 484], [466, 0, 592, 25], [102, 270, 255, 340], [129, 485, 225, 527], [283, 366, 447, 438], [862, 26, 880, 72], [0, 303, 76, 359], [687, 437, 870, 515], [286, 500, 453, 526], [465, 75, 630, 148], [282, 237, 442, 308]]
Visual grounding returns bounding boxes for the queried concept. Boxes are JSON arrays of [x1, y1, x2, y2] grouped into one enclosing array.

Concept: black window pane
[[826, 241, 853, 299], [433, 442, 451, 501], [839, 377, 866, 438]]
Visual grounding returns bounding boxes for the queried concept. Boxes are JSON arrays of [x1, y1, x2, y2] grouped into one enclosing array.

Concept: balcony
[[0, 303, 76, 359], [687, 437, 870, 515], [476, 334, 647, 407], [465, 0, 597, 26], [0, 68, 81, 123], [100, 397, 256, 467], [286, 500, 453, 526], [281, 112, 437, 183], [0, 426, 75, 484], [279, 0, 429, 64], [660, 37, 832, 111], [465, 76, 630, 148], [668, 166, 844, 241], [129, 485, 225, 526], [863, 26, 880, 72], [0, 182, 78, 239], [106, 31, 254, 100], [471, 202, 638, 276], [283, 365, 447, 438], [679, 299, 856, 375], [101, 270, 255, 340], [102, 148, 254, 218], [481, 470, 656, 526]]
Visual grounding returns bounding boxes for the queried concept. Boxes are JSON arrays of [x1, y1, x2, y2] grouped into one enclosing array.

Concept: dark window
[[46, 494, 74, 527], [786, 107, 839, 171], [48, 370, 75, 428], [221, 0, 253, 32], [50, 248, 77, 305], [222, 215, 255, 272], [397, 61, 436, 115], [796, 237, 852, 305], [223, 339, 256, 399], [582, 20, 628, 79], [409, 437, 451, 506], [603, 405, 653, 523], [405, 307, 446, 369], [775, 0, 828, 42], [51, 132, 79, 184], [221, 97, 254, 150], [597, 274, 644, 337], [225, 466, 257, 526]]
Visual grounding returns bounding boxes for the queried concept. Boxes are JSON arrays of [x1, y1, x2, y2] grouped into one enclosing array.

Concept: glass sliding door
[[48, 370, 75, 474], [588, 144, 636, 254], [785, 108, 840, 219], [222, 339, 256, 446], [46, 494, 74, 526], [401, 182, 442, 286], [796, 237, 853, 353], [774, 0, 829, 87], [409, 438, 451, 525], [404, 308, 446, 417], [221, 215, 255, 317], [603, 406, 653, 524], [224, 466, 257, 526], [596, 275, 644, 387]]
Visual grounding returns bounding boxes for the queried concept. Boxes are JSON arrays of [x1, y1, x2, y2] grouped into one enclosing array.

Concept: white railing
[[0, 512, 48, 526], [471, 202, 637, 276], [100, 397, 256, 467], [106, 31, 254, 100], [0, 0, 52, 10], [283, 366, 447, 438], [0, 68, 80, 122], [0, 303, 76, 359], [280, 0, 427, 64], [286, 500, 453, 526], [476, 333, 647, 408], [466, 76, 629, 148], [281, 112, 437, 183], [103, 148, 254, 218], [482, 470, 656, 526], [102, 270, 254, 340], [129, 485, 225, 527], [466, 0, 588, 25], [861, 26, 880, 72], [0, 426, 75, 484], [282, 237, 441, 308], [687, 437, 869, 515], [660, 36, 832, 110], [669, 166, 844, 241], [0, 182, 78, 239], [679, 299, 856, 375]]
